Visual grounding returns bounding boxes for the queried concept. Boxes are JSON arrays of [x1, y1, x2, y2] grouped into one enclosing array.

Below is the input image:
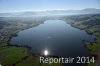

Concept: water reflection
[[10, 20, 95, 57]]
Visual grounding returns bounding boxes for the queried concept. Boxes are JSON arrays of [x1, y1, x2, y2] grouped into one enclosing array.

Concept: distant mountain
[[79, 8, 100, 14], [0, 12, 37, 17], [0, 8, 100, 17]]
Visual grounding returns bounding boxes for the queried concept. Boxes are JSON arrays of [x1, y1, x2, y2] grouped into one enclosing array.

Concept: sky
[[0, 0, 100, 12]]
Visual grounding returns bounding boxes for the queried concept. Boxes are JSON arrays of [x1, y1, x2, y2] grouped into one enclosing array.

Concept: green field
[[0, 14, 100, 66], [61, 14, 100, 66], [0, 17, 62, 66]]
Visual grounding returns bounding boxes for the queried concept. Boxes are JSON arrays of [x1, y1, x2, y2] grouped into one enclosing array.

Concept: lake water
[[10, 20, 95, 66]]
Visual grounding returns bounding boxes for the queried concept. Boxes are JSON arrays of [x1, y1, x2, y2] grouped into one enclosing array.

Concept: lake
[[10, 20, 95, 66]]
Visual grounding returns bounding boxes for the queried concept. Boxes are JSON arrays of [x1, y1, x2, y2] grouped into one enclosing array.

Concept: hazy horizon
[[0, 0, 100, 13]]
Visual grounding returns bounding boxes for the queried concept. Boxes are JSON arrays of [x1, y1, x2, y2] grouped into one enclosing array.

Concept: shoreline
[[1, 18, 99, 66], [6, 20, 46, 55], [66, 22, 100, 66], [8, 19, 97, 56]]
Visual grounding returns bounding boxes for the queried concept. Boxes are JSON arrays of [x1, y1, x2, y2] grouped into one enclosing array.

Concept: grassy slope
[[15, 55, 40, 66], [1, 15, 99, 66], [0, 17, 61, 66], [0, 46, 29, 66], [64, 14, 100, 66]]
